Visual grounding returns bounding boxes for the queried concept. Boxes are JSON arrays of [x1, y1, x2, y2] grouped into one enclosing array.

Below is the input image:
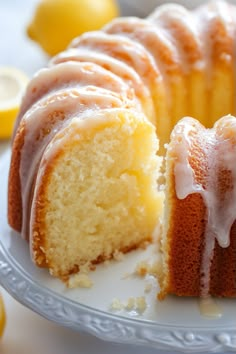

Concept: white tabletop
[[0, 1, 233, 353]]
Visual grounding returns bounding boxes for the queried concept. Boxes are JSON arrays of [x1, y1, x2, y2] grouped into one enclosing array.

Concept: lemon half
[[0, 293, 6, 338], [0, 67, 29, 139]]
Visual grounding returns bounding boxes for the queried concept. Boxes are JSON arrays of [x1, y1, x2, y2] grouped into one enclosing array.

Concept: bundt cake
[[7, 0, 236, 297], [160, 115, 236, 298]]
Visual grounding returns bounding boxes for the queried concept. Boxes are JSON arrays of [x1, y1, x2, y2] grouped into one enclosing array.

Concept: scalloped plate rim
[[0, 238, 234, 331]]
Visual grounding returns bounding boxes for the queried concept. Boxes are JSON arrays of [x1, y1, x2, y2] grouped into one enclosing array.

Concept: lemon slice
[[0, 67, 29, 139], [0, 293, 6, 338]]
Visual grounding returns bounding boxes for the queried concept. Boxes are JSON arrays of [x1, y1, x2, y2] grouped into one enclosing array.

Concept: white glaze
[[15, 61, 131, 138], [148, 3, 190, 21], [50, 47, 149, 101], [70, 31, 158, 86], [104, 17, 180, 115], [172, 119, 204, 199], [149, 4, 204, 72], [104, 17, 178, 77]]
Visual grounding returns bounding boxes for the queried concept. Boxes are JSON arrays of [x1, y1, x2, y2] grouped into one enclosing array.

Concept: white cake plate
[[0, 150, 235, 353]]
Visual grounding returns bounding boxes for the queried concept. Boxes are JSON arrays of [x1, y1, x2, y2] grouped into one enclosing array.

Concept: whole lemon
[[27, 0, 119, 56]]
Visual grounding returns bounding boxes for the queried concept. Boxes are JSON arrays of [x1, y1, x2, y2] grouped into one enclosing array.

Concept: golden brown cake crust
[[8, 122, 26, 233]]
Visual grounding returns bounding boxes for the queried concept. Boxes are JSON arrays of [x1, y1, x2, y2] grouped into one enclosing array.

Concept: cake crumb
[[136, 296, 147, 314], [140, 240, 149, 250], [67, 273, 93, 289], [110, 296, 147, 314], [110, 298, 124, 311], [134, 260, 159, 278], [125, 297, 135, 310], [113, 249, 124, 261], [135, 260, 150, 277], [144, 282, 153, 293]]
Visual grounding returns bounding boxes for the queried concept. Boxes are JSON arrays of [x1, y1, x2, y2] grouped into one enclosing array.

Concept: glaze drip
[[172, 119, 204, 200], [199, 297, 222, 318]]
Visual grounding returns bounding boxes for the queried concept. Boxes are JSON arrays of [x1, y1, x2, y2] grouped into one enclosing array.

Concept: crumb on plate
[[67, 273, 93, 289], [136, 296, 147, 314], [110, 298, 124, 311], [144, 282, 153, 293], [113, 249, 125, 261], [125, 297, 135, 310], [134, 259, 160, 278], [110, 296, 147, 314]]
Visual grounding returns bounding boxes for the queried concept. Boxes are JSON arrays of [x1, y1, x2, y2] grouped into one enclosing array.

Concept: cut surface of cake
[[7, 0, 236, 294], [30, 108, 161, 277], [159, 115, 236, 299]]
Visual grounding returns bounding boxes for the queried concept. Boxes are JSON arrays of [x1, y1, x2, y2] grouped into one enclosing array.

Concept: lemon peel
[[27, 0, 120, 56], [0, 67, 28, 139], [0, 293, 6, 338]]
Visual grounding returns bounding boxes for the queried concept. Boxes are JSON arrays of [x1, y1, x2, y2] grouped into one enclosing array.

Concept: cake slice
[[29, 108, 162, 278], [159, 115, 236, 299]]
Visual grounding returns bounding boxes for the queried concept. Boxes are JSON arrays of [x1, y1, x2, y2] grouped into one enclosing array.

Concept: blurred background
[[1, 0, 217, 76]]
